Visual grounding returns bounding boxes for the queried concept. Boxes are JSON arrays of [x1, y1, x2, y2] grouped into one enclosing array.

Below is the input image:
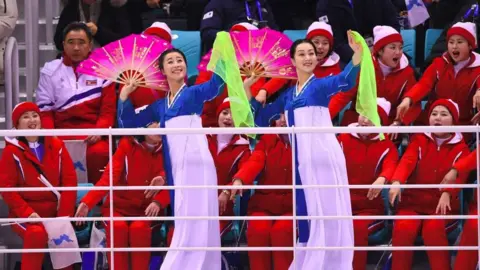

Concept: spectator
[[0, 0, 18, 84], [0, 102, 78, 270], [389, 99, 469, 270], [170, 0, 210, 30], [305, 21, 342, 78], [54, 0, 131, 51], [316, 0, 400, 64], [75, 123, 169, 270], [36, 22, 117, 184], [126, 0, 164, 33], [200, 0, 278, 51]]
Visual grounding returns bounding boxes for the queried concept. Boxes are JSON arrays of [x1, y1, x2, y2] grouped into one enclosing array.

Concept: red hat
[[12, 102, 40, 126], [376, 98, 391, 126], [230, 22, 258, 32], [373, 25, 403, 55], [306, 21, 334, 47], [144, 22, 176, 43], [428, 99, 460, 124], [447, 22, 477, 49], [216, 98, 231, 118]]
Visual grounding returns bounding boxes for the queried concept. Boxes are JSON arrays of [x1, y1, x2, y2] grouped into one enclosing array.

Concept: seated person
[[0, 102, 77, 270], [36, 22, 116, 184], [75, 123, 169, 270]]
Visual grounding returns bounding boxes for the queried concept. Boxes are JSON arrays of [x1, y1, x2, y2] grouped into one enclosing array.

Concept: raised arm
[[312, 61, 360, 99], [251, 89, 289, 127], [117, 84, 160, 128], [191, 73, 225, 102]]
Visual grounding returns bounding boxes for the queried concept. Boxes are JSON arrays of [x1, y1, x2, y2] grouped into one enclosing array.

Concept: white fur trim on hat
[[377, 98, 391, 116], [373, 25, 403, 53], [144, 22, 178, 41], [307, 21, 333, 38], [448, 22, 477, 48], [231, 22, 258, 32]]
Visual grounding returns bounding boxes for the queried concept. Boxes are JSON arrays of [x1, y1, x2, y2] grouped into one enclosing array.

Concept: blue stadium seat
[[424, 29, 443, 60], [171, 31, 201, 79], [400, 29, 416, 67], [283, 30, 307, 42]]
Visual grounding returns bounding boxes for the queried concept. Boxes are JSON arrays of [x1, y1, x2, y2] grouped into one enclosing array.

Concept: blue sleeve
[[251, 89, 288, 127], [312, 61, 360, 99], [117, 99, 160, 128], [191, 73, 225, 102]]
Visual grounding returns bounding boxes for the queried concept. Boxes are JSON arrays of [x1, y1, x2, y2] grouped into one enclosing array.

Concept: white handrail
[[4, 37, 17, 129], [24, 0, 39, 102]]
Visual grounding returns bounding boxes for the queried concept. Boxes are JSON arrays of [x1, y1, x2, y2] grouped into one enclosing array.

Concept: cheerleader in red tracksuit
[[232, 114, 293, 270], [439, 149, 479, 270], [75, 125, 170, 270], [397, 22, 480, 127], [198, 22, 289, 127], [306, 21, 342, 78], [0, 102, 77, 270], [389, 99, 470, 270], [329, 25, 419, 126], [207, 98, 251, 233], [337, 98, 399, 270]]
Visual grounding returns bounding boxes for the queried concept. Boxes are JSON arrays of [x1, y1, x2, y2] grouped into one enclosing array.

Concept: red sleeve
[[0, 148, 35, 218], [195, 71, 213, 85], [260, 78, 289, 96], [40, 111, 55, 129], [328, 86, 358, 119], [57, 143, 78, 217], [391, 135, 421, 183], [233, 136, 269, 185], [404, 60, 439, 104], [400, 73, 421, 125], [153, 190, 170, 209], [378, 141, 399, 181], [454, 149, 477, 174], [81, 138, 127, 209], [444, 145, 471, 197], [232, 147, 252, 185], [95, 83, 116, 129]]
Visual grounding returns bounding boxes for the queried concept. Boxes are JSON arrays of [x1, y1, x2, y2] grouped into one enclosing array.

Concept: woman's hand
[[145, 202, 161, 217], [388, 181, 401, 206], [348, 30, 362, 66], [243, 75, 260, 100], [435, 192, 451, 215], [367, 177, 386, 200], [389, 121, 401, 140], [119, 82, 138, 101], [473, 89, 480, 112], [145, 176, 165, 199], [28, 212, 41, 223], [396, 98, 411, 121], [218, 191, 230, 215], [255, 89, 268, 105], [229, 179, 244, 200], [74, 203, 89, 226]]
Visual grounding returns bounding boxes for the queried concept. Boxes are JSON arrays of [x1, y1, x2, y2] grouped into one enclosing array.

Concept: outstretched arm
[[117, 84, 160, 128], [251, 89, 289, 127]]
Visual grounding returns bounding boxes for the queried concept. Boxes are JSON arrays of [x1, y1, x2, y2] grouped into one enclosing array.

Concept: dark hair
[[289, 39, 318, 59], [158, 48, 188, 70], [62, 22, 93, 42]]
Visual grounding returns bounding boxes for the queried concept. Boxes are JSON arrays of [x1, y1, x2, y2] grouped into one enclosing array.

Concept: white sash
[[64, 140, 88, 184]]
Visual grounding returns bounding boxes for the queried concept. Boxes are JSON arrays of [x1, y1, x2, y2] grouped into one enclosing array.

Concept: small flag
[[405, 0, 430, 28]]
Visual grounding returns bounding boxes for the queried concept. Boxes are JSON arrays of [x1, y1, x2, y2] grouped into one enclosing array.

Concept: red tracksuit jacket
[[196, 71, 289, 127], [234, 134, 293, 215], [0, 136, 77, 218], [447, 149, 478, 205], [81, 137, 170, 216], [391, 133, 470, 214], [329, 55, 419, 125], [404, 52, 480, 125], [315, 53, 342, 78], [338, 130, 398, 215]]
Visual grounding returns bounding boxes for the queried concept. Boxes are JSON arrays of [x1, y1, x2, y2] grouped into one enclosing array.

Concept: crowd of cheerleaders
[[2, 19, 480, 270]]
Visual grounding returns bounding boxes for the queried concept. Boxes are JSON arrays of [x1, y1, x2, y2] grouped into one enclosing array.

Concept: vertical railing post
[[25, 0, 40, 101]]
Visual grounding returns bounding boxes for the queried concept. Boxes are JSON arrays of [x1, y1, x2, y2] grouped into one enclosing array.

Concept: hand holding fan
[[198, 29, 297, 79], [77, 34, 173, 91]]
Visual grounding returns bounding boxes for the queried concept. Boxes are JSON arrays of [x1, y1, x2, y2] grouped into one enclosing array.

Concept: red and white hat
[[376, 98, 391, 125], [447, 22, 477, 49], [216, 98, 231, 118], [230, 22, 258, 32], [373, 25, 403, 54], [144, 22, 176, 42], [306, 21, 334, 47], [429, 99, 460, 124], [12, 102, 40, 126]]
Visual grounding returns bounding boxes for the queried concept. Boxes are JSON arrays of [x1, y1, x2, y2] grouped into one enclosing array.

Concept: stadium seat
[[424, 29, 443, 61], [400, 29, 416, 67], [283, 30, 307, 42], [171, 31, 201, 79]]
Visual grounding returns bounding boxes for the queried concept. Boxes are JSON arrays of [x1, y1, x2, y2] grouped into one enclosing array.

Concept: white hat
[[230, 22, 258, 32], [144, 22, 177, 42], [447, 22, 477, 49], [373, 25, 403, 54], [306, 21, 333, 46]]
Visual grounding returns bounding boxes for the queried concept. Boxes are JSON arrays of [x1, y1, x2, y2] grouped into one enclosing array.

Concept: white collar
[[167, 83, 187, 108]]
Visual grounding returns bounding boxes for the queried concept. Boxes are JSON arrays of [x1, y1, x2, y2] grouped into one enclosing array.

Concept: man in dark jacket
[[200, 0, 278, 51], [54, 0, 131, 51], [316, 0, 400, 64]]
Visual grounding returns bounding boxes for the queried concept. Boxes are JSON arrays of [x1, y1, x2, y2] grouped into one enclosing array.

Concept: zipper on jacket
[[3, 0, 6, 14]]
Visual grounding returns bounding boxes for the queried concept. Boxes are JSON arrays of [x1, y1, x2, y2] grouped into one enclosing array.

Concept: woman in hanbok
[[117, 48, 225, 270], [238, 32, 362, 270]]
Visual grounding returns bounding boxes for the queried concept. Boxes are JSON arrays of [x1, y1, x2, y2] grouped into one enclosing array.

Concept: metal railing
[[4, 36, 19, 129]]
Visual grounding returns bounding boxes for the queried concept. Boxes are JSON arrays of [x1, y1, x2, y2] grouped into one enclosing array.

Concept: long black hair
[[158, 48, 188, 70], [289, 39, 318, 59]]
